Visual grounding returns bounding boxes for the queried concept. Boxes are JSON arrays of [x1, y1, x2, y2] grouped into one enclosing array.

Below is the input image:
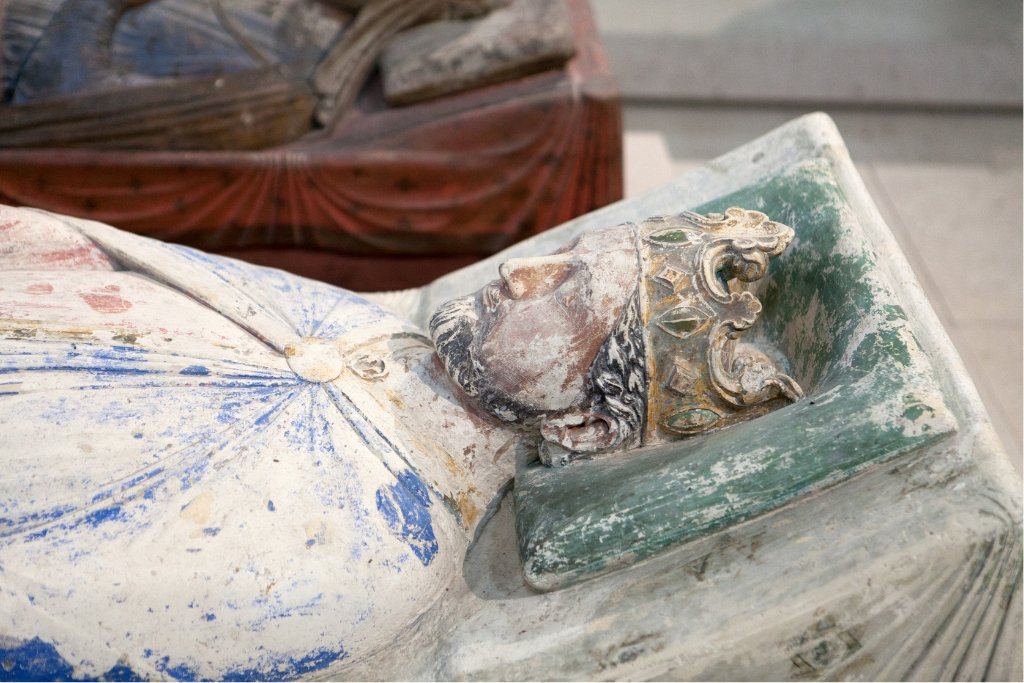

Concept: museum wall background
[[590, 0, 1023, 473]]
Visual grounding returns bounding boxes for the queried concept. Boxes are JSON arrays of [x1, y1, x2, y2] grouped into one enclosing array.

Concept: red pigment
[[25, 283, 54, 294], [79, 292, 133, 314]]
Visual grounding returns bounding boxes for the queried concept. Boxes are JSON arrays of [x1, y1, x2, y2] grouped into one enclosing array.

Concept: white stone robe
[[0, 206, 487, 680]]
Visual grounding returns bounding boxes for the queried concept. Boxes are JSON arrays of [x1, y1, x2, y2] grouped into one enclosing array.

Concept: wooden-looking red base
[[0, 0, 621, 291]]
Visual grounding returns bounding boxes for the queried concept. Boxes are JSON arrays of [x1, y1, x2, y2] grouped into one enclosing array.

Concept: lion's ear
[[537, 410, 618, 466]]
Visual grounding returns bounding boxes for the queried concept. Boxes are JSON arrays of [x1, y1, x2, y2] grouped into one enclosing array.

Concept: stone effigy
[[430, 206, 803, 467], [0, 0, 618, 292], [0, 199, 798, 679], [0, 114, 1020, 681], [0, 0, 575, 149]]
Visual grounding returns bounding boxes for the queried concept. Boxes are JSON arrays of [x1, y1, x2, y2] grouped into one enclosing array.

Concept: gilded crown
[[637, 207, 803, 443]]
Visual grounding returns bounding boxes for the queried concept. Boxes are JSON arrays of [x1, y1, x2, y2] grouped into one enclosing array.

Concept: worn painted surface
[[348, 113, 1020, 681], [0, 0, 622, 293], [514, 161, 959, 590], [429, 225, 639, 426], [636, 208, 802, 444], [0, 207, 516, 680], [380, 0, 576, 106], [0, 113, 1019, 682]]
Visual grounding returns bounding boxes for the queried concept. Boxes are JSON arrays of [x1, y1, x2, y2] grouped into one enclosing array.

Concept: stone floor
[[622, 104, 1023, 473]]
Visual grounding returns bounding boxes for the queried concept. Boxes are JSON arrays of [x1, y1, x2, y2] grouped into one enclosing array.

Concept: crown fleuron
[[637, 207, 803, 443]]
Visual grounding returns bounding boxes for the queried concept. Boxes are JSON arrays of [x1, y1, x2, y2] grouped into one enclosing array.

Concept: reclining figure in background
[[0, 204, 799, 679], [0, 0, 575, 149]]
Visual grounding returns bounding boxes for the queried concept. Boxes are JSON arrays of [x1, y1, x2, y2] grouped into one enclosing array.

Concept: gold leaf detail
[[662, 408, 720, 435], [656, 306, 708, 339], [666, 359, 698, 395], [652, 264, 689, 291]]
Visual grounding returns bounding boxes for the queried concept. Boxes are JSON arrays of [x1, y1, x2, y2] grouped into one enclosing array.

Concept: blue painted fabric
[[0, 216, 460, 681]]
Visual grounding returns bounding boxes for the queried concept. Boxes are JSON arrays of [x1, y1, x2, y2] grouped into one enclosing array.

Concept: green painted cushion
[[514, 160, 958, 591]]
